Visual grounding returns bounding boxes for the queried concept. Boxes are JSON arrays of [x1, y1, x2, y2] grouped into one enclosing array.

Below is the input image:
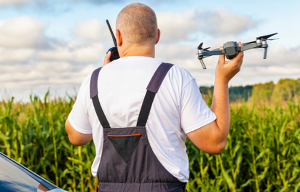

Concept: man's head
[[116, 3, 158, 46]]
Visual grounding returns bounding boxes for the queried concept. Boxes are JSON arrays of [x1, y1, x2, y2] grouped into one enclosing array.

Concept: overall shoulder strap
[[137, 63, 173, 127], [90, 67, 111, 128]]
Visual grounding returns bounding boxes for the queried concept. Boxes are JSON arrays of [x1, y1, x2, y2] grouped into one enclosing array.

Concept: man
[[65, 3, 243, 192]]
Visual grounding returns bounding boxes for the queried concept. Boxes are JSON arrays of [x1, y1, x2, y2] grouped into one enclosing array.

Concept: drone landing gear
[[199, 59, 206, 69], [263, 48, 267, 59]]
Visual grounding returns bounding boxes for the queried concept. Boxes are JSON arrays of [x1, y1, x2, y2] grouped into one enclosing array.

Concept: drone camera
[[223, 41, 239, 60], [223, 41, 238, 55]]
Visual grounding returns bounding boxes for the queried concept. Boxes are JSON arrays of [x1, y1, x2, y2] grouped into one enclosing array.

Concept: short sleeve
[[180, 79, 216, 134], [68, 77, 93, 134]]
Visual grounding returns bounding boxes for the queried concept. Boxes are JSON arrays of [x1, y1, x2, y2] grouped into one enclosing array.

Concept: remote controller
[[106, 20, 120, 61]]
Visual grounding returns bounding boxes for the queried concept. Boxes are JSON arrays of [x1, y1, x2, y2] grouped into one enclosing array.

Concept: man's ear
[[116, 29, 123, 47], [155, 28, 160, 45]]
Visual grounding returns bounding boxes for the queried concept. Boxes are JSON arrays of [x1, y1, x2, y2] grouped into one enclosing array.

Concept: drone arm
[[202, 49, 224, 56], [241, 43, 258, 52]]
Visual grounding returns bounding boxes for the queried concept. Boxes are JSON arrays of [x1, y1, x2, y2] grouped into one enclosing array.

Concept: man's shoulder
[[167, 64, 195, 85], [169, 64, 192, 75]]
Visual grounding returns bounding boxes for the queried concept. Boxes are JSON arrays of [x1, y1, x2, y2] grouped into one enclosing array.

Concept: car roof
[[0, 152, 59, 191]]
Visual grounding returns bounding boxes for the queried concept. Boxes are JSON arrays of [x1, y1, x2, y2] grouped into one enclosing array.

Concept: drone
[[197, 33, 278, 69]]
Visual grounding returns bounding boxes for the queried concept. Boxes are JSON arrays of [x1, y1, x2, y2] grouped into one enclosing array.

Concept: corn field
[[0, 93, 300, 191]]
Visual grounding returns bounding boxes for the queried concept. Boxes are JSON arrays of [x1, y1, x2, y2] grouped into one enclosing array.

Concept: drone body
[[197, 33, 278, 69]]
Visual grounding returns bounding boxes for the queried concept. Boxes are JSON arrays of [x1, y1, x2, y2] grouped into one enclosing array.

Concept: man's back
[[69, 56, 216, 182]]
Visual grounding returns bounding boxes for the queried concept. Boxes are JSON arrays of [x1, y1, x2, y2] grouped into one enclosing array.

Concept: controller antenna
[[106, 20, 117, 47]]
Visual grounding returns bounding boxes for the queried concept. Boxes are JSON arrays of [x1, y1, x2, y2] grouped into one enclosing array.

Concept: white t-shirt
[[68, 56, 216, 182]]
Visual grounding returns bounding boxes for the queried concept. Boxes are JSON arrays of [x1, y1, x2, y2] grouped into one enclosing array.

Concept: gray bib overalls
[[90, 63, 187, 192]]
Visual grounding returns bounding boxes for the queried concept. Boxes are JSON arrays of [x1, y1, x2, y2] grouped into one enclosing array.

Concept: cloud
[[0, 11, 296, 101], [74, 19, 112, 41], [200, 8, 257, 35], [0, 48, 35, 63], [0, 0, 37, 6], [38, 41, 105, 62], [0, 61, 96, 85], [157, 10, 198, 42], [0, 16, 108, 64], [0, 60, 101, 101], [0, 0, 187, 7], [0, 0, 123, 7], [0, 16, 46, 48], [76, 8, 255, 43], [156, 43, 195, 61], [0, 16, 107, 64], [72, 0, 124, 4], [157, 8, 257, 42], [0, 16, 107, 100], [2, 41, 299, 101]]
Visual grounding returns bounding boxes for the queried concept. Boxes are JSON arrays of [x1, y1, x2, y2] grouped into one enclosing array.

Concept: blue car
[[0, 152, 66, 192]]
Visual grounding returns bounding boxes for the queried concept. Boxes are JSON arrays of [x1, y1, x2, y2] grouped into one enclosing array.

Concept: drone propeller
[[197, 42, 210, 51], [198, 42, 203, 50], [203, 47, 210, 51], [257, 33, 278, 40], [243, 35, 278, 45]]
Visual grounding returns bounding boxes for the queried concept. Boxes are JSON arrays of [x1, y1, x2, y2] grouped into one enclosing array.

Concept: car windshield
[[0, 156, 50, 192]]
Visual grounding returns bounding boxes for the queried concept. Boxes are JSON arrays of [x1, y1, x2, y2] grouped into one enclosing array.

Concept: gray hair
[[116, 3, 158, 45]]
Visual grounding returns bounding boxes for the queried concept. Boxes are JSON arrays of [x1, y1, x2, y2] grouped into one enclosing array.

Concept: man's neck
[[119, 44, 155, 58]]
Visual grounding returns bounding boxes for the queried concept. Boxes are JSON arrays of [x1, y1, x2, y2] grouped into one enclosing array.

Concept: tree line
[[200, 78, 300, 102]]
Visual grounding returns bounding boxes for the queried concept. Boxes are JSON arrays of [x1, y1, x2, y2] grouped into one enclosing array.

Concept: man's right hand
[[104, 51, 112, 66], [215, 42, 244, 84]]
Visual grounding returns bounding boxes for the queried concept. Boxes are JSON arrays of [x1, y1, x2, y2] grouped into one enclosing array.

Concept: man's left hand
[[104, 51, 112, 66]]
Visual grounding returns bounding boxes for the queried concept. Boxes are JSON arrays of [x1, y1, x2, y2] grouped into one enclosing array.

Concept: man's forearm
[[210, 79, 230, 145], [209, 44, 243, 146], [186, 45, 243, 154]]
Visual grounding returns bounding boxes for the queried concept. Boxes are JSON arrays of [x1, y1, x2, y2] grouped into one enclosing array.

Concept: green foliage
[[228, 85, 253, 102], [0, 94, 98, 192], [200, 85, 253, 102], [271, 79, 300, 103], [252, 81, 275, 102], [199, 86, 213, 106], [1, 93, 300, 191], [201, 78, 300, 104], [187, 99, 300, 191], [199, 86, 214, 96]]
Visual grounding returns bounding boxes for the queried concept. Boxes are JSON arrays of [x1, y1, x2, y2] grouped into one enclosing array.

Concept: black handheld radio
[[106, 20, 120, 61]]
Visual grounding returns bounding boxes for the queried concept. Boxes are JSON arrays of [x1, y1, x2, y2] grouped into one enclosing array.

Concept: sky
[[0, 0, 299, 101]]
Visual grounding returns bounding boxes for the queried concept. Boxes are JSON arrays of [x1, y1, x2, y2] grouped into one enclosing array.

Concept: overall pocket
[[107, 134, 141, 163]]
